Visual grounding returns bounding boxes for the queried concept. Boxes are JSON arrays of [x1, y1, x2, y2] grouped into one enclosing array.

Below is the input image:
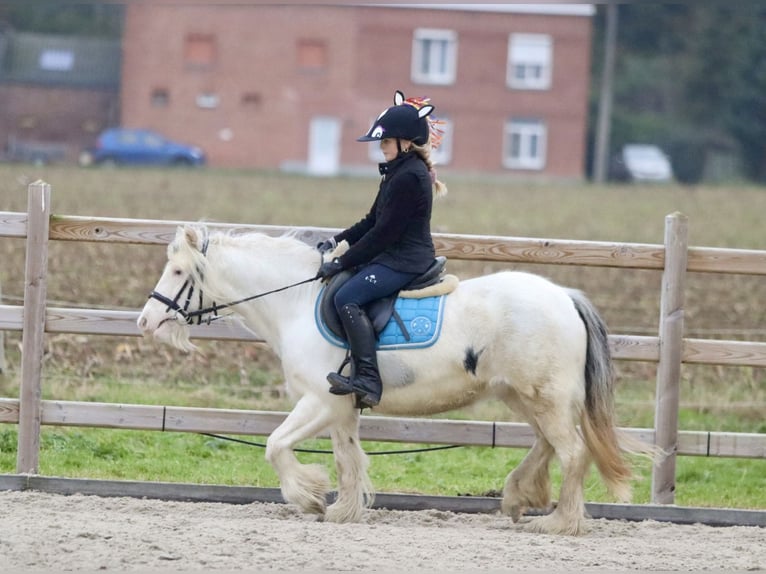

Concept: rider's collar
[[378, 151, 414, 177]]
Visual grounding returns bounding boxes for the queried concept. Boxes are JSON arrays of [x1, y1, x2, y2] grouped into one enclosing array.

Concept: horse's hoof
[[506, 504, 526, 523], [308, 500, 327, 516], [325, 501, 364, 523], [526, 513, 587, 536]]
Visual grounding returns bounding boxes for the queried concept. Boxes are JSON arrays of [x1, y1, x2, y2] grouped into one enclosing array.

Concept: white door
[[308, 116, 341, 176]]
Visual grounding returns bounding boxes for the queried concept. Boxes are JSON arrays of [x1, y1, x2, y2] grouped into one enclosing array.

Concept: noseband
[[148, 277, 218, 325]]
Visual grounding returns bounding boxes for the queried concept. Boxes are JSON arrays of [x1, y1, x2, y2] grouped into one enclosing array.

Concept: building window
[[184, 33, 216, 68], [151, 88, 169, 107], [241, 91, 262, 107], [507, 34, 552, 90], [411, 28, 457, 85], [504, 119, 547, 170], [39, 49, 74, 71], [18, 115, 37, 129], [196, 93, 220, 109], [297, 38, 328, 72]]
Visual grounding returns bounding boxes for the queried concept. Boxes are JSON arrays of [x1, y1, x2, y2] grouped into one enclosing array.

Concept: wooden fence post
[[16, 180, 51, 474], [0, 280, 4, 373], [651, 212, 688, 504]]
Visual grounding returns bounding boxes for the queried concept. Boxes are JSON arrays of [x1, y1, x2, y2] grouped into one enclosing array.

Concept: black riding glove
[[317, 258, 343, 280], [316, 237, 337, 255]]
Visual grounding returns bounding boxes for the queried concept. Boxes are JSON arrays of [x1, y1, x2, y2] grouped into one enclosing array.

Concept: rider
[[315, 90, 448, 408]]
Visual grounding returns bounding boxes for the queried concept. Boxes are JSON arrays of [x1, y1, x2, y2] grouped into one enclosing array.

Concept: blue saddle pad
[[314, 291, 446, 351]]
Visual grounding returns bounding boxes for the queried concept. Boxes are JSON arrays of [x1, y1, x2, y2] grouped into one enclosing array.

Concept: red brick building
[[122, 3, 593, 178]]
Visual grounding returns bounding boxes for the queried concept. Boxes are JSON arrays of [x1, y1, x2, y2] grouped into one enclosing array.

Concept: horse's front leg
[[325, 403, 374, 523], [265, 393, 335, 517]]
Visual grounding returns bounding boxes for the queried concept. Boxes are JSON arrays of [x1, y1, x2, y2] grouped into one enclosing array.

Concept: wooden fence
[[1, 180, 765, 506]]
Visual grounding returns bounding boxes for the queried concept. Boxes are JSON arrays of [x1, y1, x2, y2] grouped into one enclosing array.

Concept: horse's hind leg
[[325, 406, 374, 523], [265, 394, 334, 517], [501, 433, 555, 522], [526, 408, 590, 536]]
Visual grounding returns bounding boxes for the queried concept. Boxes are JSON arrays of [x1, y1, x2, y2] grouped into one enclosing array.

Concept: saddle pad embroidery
[[314, 293, 446, 351]]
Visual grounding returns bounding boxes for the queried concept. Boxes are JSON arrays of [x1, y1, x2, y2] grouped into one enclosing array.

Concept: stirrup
[[327, 372, 380, 408], [327, 372, 354, 395]]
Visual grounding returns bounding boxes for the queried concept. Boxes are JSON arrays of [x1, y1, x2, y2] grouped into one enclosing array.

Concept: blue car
[[80, 128, 206, 167]]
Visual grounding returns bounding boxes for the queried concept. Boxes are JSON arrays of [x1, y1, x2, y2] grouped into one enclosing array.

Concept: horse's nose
[[137, 314, 148, 332]]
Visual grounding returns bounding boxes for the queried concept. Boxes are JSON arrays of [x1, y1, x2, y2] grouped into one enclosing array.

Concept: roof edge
[[369, 3, 595, 17]]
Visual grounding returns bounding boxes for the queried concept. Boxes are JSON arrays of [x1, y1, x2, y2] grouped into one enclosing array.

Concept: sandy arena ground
[[1, 490, 764, 572]]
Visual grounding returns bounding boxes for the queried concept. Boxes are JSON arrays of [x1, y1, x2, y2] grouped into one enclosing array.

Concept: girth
[[318, 256, 447, 341]]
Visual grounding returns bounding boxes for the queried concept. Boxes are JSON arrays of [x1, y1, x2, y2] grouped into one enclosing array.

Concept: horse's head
[[139, 224, 324, 353], [137, 224, 209, 352]]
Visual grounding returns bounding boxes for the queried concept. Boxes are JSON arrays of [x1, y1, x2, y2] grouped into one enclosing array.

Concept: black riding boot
[[327, 303, 382, 408]]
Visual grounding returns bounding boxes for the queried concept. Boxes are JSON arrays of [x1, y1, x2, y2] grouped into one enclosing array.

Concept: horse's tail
[[568, 289, 657, 502]]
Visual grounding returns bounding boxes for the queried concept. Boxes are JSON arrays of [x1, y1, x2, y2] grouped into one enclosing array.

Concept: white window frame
[[411, 28, 457, 85], [507, 33, 552, 90], [504, 119, 547, 170]]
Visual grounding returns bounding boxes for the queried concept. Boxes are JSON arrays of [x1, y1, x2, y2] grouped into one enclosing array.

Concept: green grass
[[0, 164, 765, 510], [0, 426, 763, 509]]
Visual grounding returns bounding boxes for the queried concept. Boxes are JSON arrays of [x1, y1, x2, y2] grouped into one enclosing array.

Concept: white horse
[[137, 224, 653, 536]]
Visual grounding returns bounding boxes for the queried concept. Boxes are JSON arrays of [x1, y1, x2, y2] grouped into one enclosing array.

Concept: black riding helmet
[[357, 90, 435, 146]]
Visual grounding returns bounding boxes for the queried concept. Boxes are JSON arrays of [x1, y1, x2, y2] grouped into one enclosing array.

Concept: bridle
[[148, 275, 318, 325], [147, 236, 319, 325], [148, 276, 216, 326]]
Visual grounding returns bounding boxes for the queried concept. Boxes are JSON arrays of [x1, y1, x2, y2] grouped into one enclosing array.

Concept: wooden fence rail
[[1, 181, 765, 505], [0, 397, 762, 458]]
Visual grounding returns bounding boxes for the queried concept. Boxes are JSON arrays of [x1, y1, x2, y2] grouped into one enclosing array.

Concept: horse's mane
[[167, 224, 318, 305]]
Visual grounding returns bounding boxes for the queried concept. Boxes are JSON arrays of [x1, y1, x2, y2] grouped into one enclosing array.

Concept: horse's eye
[[173, 268, 183, 276]]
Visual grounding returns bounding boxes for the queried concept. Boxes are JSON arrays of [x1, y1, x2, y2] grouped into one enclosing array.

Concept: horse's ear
[[169, 226, 186, 253], [183, 225, 199, 248], [394, 90, 405, 105]]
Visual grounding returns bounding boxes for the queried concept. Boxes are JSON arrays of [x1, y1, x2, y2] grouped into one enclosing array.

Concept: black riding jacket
[[334, 152, 435, 274]]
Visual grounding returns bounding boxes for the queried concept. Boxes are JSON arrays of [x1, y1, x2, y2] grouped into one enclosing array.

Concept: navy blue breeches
[[333, 263, 417, 313]]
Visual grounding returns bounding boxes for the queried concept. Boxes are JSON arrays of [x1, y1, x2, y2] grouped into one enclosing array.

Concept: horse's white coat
[[138, 225, 649, 536]]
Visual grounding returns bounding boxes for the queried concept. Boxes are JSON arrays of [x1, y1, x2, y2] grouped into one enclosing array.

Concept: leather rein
[[148, 276, 317, 325], [147, 237, 319, 325]]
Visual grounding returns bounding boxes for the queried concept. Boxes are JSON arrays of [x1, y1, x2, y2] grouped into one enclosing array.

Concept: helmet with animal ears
[[357, 90, 435, 146]]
